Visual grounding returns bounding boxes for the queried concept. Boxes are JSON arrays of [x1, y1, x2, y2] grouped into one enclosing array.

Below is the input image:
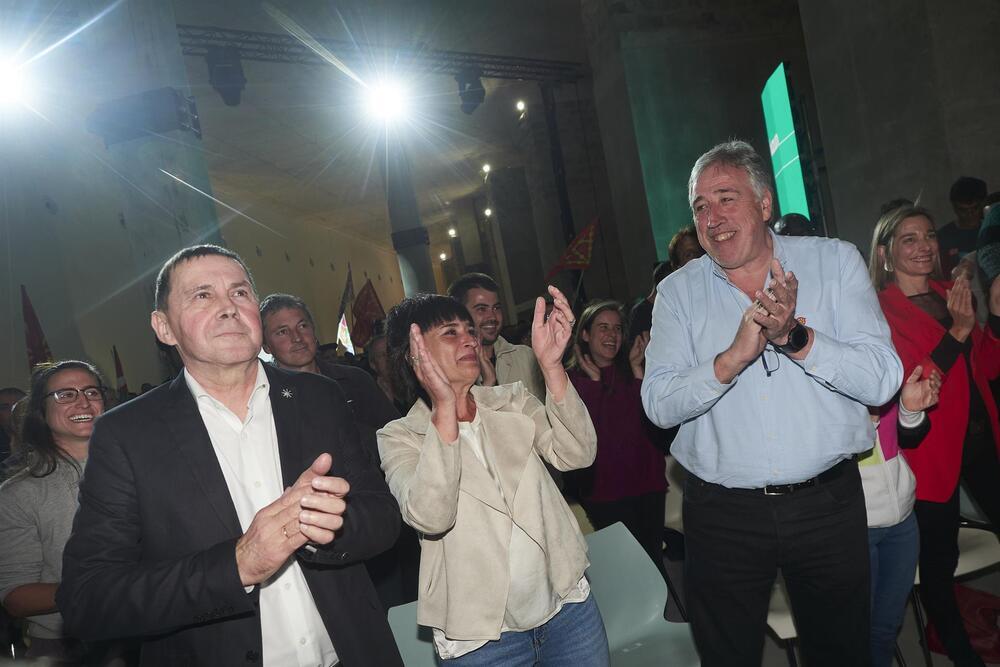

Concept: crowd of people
[[0, 139, 998, 667]]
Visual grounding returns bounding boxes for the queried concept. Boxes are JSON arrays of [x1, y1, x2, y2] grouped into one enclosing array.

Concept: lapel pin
[[281, 388, 293, 399]]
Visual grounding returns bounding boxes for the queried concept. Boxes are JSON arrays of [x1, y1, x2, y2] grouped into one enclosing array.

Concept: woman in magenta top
[[566, 300, 667, 574]]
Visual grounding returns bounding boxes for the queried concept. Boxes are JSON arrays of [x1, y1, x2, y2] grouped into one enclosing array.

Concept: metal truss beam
[[176, 24, 587, 83]]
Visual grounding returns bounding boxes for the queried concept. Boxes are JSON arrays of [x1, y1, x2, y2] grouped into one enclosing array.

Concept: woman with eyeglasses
[[0, 361, 108, 662], [870, 205, 1000, 667]]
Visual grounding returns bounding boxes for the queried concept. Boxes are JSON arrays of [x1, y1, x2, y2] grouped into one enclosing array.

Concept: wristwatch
[[777, 321, 809, 354]]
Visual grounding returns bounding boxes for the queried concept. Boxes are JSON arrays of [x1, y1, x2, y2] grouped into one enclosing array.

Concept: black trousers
[[582, 491, 667, 578], [913, 431, 1000, 667], [683, 462, 871, 667]]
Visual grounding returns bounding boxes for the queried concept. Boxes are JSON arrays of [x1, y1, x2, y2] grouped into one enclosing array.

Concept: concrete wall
[[798, 0, 1000, 256], [581, 0, 818, 296]]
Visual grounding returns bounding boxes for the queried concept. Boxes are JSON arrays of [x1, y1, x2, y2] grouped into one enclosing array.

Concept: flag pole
[[572, 269, 586, 312]]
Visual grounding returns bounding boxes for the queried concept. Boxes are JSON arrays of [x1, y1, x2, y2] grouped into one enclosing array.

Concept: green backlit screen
[[761, 63, 809, 219]]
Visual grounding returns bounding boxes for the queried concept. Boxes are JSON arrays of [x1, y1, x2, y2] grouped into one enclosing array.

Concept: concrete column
[[380, 135, 436, 296], [0, 0, 221, 387], [797, 0, 1000, 253]]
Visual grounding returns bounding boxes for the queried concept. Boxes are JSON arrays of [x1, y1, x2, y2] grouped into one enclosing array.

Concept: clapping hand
[[753, 258, 799, 345], [235, 454, 349, 586], [573, 344, 601, 382], [946, 276, 975, 342], [900, 365, 942, 413], [532, 285, 575, 371], [476, 340, 497, 387], [409, 324, 457, 409], [629, 332, 650, 379]]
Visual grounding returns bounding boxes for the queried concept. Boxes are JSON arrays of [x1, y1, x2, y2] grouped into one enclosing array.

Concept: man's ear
[[151, 311, 175, 346], [760, 189, 773, 222], [262, 339, 272, 355]]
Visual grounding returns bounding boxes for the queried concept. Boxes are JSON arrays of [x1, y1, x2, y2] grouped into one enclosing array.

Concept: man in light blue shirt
[[641, 140, 901, 666]]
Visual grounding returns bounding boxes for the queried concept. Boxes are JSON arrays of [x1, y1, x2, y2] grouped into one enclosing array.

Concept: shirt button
[[760, 394, 768, 401], [299, 637, 307, 645], [284, 583, 291, 590], [254, 481, 262, 488]]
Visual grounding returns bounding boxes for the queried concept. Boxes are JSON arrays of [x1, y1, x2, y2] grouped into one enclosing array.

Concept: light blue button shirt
[[641, 233, 902, 488]]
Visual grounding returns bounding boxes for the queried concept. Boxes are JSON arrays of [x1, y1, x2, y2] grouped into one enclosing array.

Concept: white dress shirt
[[185, 363, 337, 667]]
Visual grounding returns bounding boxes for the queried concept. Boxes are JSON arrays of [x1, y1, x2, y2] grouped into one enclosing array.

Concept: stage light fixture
[[205, 46, 246, 107], [447, 227, 457, 238], [482, 163, 491, 174], [439, 252, 447, 261], [365, 79, 409, 123], [516, 100, 526, 112], [455, 67, 485, 114], [484, 207, 492, 218], [0, 60, 29, 108]]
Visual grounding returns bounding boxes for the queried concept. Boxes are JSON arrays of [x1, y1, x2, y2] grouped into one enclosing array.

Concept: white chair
[[387, 522, 702, 666]]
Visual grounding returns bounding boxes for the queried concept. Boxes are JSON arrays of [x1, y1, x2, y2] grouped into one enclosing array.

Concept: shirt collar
[[184, 361, 270, 410], [709, 228, 788, 284]]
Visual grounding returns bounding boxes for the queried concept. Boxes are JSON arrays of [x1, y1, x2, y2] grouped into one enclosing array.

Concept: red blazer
[[878, 281, 1000, 502]]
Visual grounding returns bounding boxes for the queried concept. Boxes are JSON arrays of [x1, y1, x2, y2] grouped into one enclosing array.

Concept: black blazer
[[58, 365, 403, 667]]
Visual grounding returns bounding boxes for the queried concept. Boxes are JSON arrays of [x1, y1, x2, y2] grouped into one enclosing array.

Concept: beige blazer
[[493, 336, 546, 401], [376, 381, 597, 640]]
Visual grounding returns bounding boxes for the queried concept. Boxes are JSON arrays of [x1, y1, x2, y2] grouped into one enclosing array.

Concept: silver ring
[[282, 525, 290, 539]]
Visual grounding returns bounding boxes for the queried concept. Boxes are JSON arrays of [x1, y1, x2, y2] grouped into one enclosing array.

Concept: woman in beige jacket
[[377, 288, 610, 665]]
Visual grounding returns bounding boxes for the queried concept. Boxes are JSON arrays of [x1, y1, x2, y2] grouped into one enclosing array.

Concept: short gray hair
[[688, 140, 772, 210]]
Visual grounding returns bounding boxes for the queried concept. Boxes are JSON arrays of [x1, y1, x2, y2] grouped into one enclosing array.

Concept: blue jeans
[[868, 512, 920, 667], [439, 594, 610, 666]]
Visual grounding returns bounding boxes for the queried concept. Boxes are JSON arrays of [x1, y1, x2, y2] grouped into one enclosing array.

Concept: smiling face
[[886, 215, 939, 280], [691, 163, 773, 272], [463, 287, 503, 346], [582, 309, 624, 367], [151, 254, 262, 376], [421, 318, 481, 386], [44, 368, 105, 450], [262, 307, 318, 371]]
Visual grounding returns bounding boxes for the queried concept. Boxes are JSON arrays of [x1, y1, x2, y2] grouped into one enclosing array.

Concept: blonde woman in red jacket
[[871, 204, 1000, 667]]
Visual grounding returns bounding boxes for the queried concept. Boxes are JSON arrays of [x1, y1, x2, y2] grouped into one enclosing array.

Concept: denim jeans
[[439, 594, 611, 666], [868, 512, 919, 667]]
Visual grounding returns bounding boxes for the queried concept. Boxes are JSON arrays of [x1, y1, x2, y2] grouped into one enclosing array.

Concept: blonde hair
[[868, 205, 943, 291]]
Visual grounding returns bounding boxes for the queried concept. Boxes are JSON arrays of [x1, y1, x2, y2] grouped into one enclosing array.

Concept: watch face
[[788, 323, 808, 351]]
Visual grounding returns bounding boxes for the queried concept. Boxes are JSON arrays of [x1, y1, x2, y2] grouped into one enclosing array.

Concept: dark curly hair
[[384, 294, 474, 408], [17, 360, 109, 479]]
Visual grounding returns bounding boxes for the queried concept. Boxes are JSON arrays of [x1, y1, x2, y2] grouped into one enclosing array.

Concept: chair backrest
[[387, 600, 436, 667], [585, 522, 669, 645]]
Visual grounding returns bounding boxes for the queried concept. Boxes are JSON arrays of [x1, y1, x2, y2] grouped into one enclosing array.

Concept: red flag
[[350, 279, 386, 348], [112, 345, 129, 399], [21, 285, 53, 371], [545, 221, 597, 280]]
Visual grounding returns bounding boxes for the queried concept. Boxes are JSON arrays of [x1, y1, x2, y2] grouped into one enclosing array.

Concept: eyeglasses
[[44, 386, 107, 404], [760, 346, 780, 378]]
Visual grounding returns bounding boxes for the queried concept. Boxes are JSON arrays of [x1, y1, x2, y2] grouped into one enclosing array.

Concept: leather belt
[[755, 456, 857, 496]]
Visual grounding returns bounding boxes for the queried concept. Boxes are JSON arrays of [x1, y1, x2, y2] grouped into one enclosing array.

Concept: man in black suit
[[58, 245, 403, 666], [259, 292, 418, 609]]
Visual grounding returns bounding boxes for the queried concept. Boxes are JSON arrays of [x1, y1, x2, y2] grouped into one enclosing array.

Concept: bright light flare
[[447, 227, 457, 238], [365, 81, 409, 123], [0, 60, 30, 108], [439, 252, 447, 261], [484, 207, 492, 218], [481, 163, 491, 173], [516, 100, 526, 112]]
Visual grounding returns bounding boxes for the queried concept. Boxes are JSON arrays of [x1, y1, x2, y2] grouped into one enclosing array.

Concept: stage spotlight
[[365, 80, 409, 123], [447, 227, 457, 238], [0, 60, 30, 108], [516, 100, 526, 112], [482, 163, 491, 174], [484, 207, 492, 218], [439, 252, 447, 261], [455, 66, 485, 114]]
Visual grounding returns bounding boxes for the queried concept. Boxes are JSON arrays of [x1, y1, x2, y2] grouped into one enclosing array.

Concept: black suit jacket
[[58, 364, 403, 666]]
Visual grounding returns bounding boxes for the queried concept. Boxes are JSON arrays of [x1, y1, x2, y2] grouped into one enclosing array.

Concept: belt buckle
[[763, 485, 787, 496]]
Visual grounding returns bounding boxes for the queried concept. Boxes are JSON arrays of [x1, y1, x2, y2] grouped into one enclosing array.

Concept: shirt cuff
[[897, 403, 926, 429], [795, 327, 840, 382]]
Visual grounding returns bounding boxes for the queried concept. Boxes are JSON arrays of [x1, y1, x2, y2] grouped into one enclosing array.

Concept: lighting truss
[[176, 24, 587, 83]]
